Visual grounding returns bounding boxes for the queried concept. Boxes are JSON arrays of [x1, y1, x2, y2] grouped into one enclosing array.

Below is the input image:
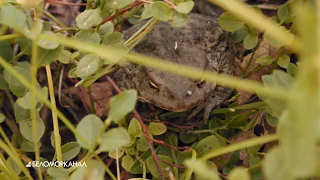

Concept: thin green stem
[[0, 152, 20, 180], [200, 134, 278, 160], [38, 34, 294, 102], [242, 47, 257, 77], [211, 102, 266, 114], [0, 34, 21, 41], [36, 7, 66, 28], [0, 55, 117, 179], [31, 42, 43, 180], [0, 140, 33, 180], [46, 65, 63, 162]]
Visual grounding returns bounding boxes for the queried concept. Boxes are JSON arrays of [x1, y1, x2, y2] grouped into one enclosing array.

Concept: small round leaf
[[128, 118, 142, 137], [147, 122, 167, 135], [228, 167, 250, 180], [151, 2, 172, 21], [256, 55, 274, 66], [76, 114, 104, 149], [243, 34, 258, 50], [108, 90, 138, 122], [176, 1, 194, 14], [99, 127, 132, 152], [218, 12, 244, 32], [37, 31, 59, 50], [76, 9, 103, 29], [277, 54, 290, 68], [61, 142, 81, 161], [76, 54, 101, 79]]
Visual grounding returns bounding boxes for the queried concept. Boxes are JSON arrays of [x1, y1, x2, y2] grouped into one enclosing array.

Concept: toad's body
[[114, 14, 235, 120]]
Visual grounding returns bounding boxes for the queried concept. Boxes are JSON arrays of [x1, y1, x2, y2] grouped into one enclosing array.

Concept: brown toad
[[114, 13, 235, 121]]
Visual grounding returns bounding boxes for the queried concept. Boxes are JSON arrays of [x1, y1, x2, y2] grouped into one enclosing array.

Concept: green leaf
[[169, 13, 188, 27], [232, 26, 248, 43], [228, 167, 250, 180], [0, 41, 13, 61], [121, 155, 135, 171], [98, 21, 114, 36], [7, 157, 21, 175], [128, 118, 142, 137], [196, 135, 222, 156], [38, 45, 64, 67], [47, 167, 69, 180], [151, 2, 172, 22], [179, 132, 197, 144], [176, 1, 194, 14], [76, 9, 103, 29], [278, 4, 290, 23], [0, 3, 28, 31], [4, 62, 36, 97], [147, 122, 167, 135], [195, 161, 218, 180], [74, 29, 101, 44], [108, 149, 124, 159], [16, 37, 32, 55], [20, 139, 41, 152], [76, 114, 104, 149], [99, 127, 132, 152], [136, 137, 149, 152], [37, 31, 59, 49], [177, 151, 192, 166], [263, 147, 291, 180], [0, 113, 5, 123], [286, 62, 297, 76], [106, 0, 134, 9], [243, 34, 258, 50], [102, 32, 123, 46], [76, 54, 101, 79], [61, 142, 81, 161], [69, 160, 104, 180], [108, 89, 138, 122], [218, 12, 244, 32], [184, 159, 221, 180], [277, 54, 290, 68], [266, 114, 278, 126], [68, 67, 77, 78], [263, 70, 294, 90], [18, 112, 45, 142], [141, 4, 153, 19], [58, 50, 72, 64], [146, 155, 173, 178], [16, 87, 47, 110], [0, 74, 9, 89], [256, 55, 274, 66]]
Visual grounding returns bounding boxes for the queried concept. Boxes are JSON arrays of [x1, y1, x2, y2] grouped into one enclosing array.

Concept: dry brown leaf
[[63, 82, 113, 117], [235, 40, 279, 104]]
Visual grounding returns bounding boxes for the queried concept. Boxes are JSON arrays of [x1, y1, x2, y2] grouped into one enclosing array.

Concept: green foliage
[[108, 89, 138, 122], [99, 127, 132, 152]]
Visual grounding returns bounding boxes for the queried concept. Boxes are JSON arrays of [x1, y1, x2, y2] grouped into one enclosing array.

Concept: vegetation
[[0, 0, 317, 180]]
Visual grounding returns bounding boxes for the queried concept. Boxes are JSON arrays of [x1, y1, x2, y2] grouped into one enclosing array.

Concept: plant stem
[[200, 134, 278, 160]]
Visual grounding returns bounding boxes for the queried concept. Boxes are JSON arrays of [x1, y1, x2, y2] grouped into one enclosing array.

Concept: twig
[[160, 160, 186, 169], [97, 1, 143, 27], [106, 76, 166, 180]]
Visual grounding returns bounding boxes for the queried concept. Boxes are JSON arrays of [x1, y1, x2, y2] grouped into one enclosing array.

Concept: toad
[[114, 13, 235, 122]]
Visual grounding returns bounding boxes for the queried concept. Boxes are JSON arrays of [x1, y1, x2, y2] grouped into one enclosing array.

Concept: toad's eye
[[149, 80, 159, 90]]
